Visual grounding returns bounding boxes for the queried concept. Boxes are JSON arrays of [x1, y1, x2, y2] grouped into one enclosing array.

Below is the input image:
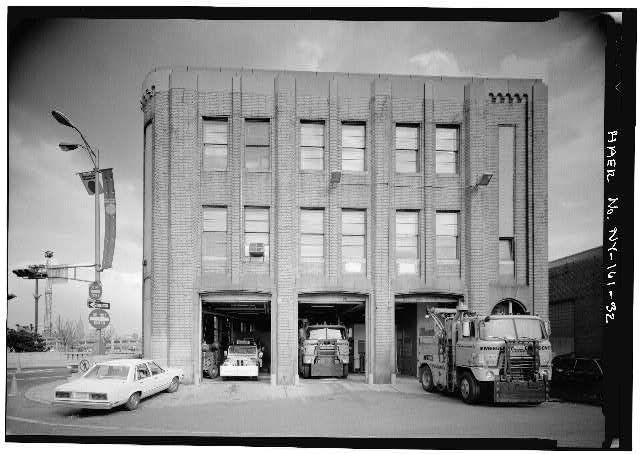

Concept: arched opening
[[491, 298, 527, 315]]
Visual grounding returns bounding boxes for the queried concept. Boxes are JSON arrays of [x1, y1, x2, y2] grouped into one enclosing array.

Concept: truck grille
[[500, 341, 538, 380], [317, 345, 337, 356]]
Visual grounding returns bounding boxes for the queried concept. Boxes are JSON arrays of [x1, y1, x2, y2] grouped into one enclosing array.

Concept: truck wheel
[[207, 364, 219, 379], [342, 364, 349, 378], [303, 364, 311, 379], [459, 372, 480, 404], [420, 366, 435, 392]]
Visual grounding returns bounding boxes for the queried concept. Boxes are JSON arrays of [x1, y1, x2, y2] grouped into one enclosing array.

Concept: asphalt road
[[6, 376, 604, 448]]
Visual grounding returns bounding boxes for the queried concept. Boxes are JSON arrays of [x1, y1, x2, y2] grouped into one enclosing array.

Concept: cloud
[[295, 40, 324, 71], [409, 50, 462, 76]]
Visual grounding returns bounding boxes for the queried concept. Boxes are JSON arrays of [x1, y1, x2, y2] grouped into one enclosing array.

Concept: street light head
[[59, 142, 80, 151], [476, 173, 493, 187], [51, 110, 76, 129]]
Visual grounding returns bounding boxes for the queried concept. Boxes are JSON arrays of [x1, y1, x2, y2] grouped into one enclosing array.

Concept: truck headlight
[[486, 370, 495, 380]]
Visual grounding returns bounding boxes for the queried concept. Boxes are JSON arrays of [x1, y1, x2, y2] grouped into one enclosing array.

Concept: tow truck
[[418, 307, 552, 404]]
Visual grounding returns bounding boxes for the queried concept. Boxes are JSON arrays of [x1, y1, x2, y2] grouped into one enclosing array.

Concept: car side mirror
[[544, 320, 551, 336], [462, 321, 471, 337]]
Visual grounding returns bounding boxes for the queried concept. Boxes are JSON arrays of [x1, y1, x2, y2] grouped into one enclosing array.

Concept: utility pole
[[34, 279, 41, 334], [44, 250, 54, 337]]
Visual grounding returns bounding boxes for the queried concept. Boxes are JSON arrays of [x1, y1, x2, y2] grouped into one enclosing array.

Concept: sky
[[6, 12, 606, 336]]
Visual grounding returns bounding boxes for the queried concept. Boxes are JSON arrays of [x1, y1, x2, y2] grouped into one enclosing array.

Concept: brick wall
[[141, 68, 548, 384]]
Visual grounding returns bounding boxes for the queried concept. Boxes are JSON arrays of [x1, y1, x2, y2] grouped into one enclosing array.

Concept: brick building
[[140, 67, 548, 385], [549, 246, 603, 358]]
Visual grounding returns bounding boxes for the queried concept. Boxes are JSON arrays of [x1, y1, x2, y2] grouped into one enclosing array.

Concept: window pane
[[396, 150, 417, 173], [396, 213, 418, 235], [301, 239, 324, 257], [435, 127, 458, 150], [301, 123, 325, 147], [436, 151, 457, 174], [395, 126, 418, 149], [203, 144, 227, 170], [202, 232, 226, 260], [499, 239, 514, 261], [301, 210, 324, 233], [246, 120, 270, 146], [436, 213, 458, 235], [398, 261, 418, 274], [342, 124, 365, 148], [245, 146, 270, 170], [301, 146, 324, 170], [342, 211, 365, 235], [244, 233, 269, 258], [203, 120, 228, 144], [203, 208, 227, 232]]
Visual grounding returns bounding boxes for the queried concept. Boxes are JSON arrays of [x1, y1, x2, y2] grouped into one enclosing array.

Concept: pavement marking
[[15, 375, 69, 381]]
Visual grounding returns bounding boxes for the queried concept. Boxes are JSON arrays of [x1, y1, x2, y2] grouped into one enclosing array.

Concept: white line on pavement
[[15, 375, 69, 381]]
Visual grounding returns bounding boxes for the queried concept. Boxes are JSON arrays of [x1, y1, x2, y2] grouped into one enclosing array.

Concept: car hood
[[56, 378, 128, 392]]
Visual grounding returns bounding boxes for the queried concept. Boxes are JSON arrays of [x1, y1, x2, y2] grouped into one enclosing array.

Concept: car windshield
[[228, 345, 256, 355], [84, 364, 130, 379], [308, 328, 345, 340], [480, 318, 546, 340]]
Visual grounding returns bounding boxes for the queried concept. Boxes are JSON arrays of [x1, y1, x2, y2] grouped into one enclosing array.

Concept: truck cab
[[418, 309, 552, 404]]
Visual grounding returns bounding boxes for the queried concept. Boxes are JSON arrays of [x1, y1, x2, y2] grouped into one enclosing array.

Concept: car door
[[552, 357, 575, 395], [135, 363, 154, 397], [147, 361, 170, 393]]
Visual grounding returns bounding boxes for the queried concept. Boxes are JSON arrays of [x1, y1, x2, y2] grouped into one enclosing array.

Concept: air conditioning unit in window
[[249, 243, 265, 257]]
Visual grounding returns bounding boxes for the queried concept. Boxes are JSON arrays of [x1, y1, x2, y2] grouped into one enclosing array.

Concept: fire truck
[[418, 307, 552, 404]]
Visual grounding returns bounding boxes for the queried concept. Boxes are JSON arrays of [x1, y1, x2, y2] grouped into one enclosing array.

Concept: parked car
[[54, 358, 183, 411], [550, 354, 603, 404]]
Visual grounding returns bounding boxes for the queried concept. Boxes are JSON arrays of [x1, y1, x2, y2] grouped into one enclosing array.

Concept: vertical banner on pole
[[101, 168, 116, 270]]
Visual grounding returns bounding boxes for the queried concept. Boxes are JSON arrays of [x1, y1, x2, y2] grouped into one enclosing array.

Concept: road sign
[[88, 308, 110, 329], [89, 281, 102, 300], [87, 299, 110, 310]]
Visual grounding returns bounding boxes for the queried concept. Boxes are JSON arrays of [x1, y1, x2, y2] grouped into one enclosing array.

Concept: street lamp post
[[52, 110, 103, 354]]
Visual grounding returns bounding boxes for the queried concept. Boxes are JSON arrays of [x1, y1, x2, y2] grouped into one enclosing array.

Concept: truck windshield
[[308, 328, 345, 340], [228, 345, 256, 355], [480, 318, 546, 340]]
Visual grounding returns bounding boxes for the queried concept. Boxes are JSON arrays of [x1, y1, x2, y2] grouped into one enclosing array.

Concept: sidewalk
[[24, 375, 426, 407]]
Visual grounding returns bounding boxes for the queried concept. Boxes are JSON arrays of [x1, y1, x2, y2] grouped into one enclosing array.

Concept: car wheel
[[420, 365, 436, 392], [125, 392, 141, 411], [459, 372, 480, 404], [167, 377, 179, 393], [303, 364, 311, 379]]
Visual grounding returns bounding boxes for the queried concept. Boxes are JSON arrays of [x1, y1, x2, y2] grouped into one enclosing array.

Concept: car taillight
[[56, 391, 70, 398], [90, 393, 107, 400]]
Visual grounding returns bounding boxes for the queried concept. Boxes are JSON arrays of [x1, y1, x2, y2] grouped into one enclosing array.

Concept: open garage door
[[201, 293, 272, 381], [298, 294, 368, 380], [395, 294, 459, 377]]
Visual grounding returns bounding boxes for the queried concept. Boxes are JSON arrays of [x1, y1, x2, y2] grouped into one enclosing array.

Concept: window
[[147, 362, 164, 375], [135, 364, 151, 380], [435, 126, 459, 174], [203, 119, 228, 170], [202, 207, 227, 268], [300, 122, 325, 170], [499, 125, 515, 276], [499, 238, 515, 276], [300, 209, 324, 265], [436, 212, 459, 261], [396, 125, 419, 173], [396, 211, 419, 274], [341, 123, 365, 171], [244, 207, 269, 260], [342, 210, 366, 273], [245, 119, 270, 170]]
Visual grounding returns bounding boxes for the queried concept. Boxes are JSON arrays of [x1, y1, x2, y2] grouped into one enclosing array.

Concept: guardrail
[[7, 351, 142, 369]]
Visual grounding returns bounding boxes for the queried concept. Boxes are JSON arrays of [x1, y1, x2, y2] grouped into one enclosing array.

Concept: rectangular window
[[245, 119, 270, 170], [341, 123, 365, 172], [300, 209, 324, 265], [435, 126, 459, 174], [499, 238, 515, 276], [202, 207, 227, 268], [342, 210, 366, 273], [300, 122, 325, 170], [203, 119, 228, 170], [396, 211, 419, 274], [244, 207, 269, 260], [436, 212, 459, 261], [396, 125, 419, 173], [498, 125, 515, 276]]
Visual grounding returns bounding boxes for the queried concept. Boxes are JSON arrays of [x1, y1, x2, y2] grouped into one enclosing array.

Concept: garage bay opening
[[298, 295, 367, 381], [201, 298, 271, 382]]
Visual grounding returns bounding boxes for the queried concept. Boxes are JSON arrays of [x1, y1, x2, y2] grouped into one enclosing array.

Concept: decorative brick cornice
[[140, 85, 157, 110], [488, 92, 528, 104]]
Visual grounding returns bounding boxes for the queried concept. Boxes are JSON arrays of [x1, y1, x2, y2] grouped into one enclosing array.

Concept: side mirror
[[424, 314, 430, 319], [544, 321, 551, 336], [224, 350, 228, 358], [462, 321, 471, 337]]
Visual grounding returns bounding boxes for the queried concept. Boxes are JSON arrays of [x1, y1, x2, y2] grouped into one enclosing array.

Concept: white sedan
[[54, 358, 184, 411]]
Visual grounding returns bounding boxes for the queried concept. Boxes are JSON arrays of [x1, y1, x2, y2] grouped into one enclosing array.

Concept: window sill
[[202, 169, 229, 173], [298, 170, 325, 174], [436, 259, 460, 265], [244, 169, 272, 174]]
